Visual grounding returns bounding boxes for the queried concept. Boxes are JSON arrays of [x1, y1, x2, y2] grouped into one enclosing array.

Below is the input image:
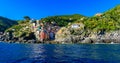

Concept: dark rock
[[81, 37, 92, 43]]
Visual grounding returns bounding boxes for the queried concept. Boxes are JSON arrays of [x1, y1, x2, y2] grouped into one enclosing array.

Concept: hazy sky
[[0, 0, 120, 20]]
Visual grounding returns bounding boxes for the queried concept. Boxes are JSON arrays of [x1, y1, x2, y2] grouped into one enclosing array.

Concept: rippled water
[[0, 42, 120, 63]]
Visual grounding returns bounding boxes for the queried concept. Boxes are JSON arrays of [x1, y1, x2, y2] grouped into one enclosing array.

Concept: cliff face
[[0, 16, 17, 32]]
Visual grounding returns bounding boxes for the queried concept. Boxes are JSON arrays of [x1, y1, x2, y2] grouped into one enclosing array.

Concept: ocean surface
[[0, 42, 120, 63]]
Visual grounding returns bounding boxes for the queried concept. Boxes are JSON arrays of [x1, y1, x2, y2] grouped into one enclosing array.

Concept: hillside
[[41, 14, 86, 26], [84, 5, 120, 32], [6, 14, 86, 38], [0, 16, 17, 32]]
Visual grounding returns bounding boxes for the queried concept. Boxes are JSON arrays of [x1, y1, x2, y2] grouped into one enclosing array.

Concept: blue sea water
[[0, 42, 120, 63]]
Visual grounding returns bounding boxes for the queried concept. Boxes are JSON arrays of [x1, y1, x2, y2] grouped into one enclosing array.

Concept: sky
[[0, 0, 120, 20]]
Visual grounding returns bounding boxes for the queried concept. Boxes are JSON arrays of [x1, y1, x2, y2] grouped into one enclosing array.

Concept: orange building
[[95, 13, 103, 17]]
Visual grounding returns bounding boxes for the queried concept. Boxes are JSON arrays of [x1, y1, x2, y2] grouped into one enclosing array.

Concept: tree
[[23, 16, 31, 22]]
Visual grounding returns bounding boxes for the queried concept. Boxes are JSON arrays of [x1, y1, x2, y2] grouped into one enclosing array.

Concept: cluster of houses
[[29, 18, 85, 42], [29, 19, 60, 42]]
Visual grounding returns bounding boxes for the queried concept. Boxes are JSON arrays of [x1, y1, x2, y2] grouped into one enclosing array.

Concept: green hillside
[[0, 16, 17, 32], [84, 5, 120, 32], [41, 14, 86, 27]]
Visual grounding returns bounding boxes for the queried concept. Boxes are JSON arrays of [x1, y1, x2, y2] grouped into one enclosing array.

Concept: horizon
[[0, 0, 120, 20]]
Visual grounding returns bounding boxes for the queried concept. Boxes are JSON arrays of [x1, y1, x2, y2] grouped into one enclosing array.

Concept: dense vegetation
[[41, 14, 85, 27], [0, 16, 17, 32], [84, 5, 120, 32]]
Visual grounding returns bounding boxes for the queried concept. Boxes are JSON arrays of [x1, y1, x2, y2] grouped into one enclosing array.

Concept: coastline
[[0, 30, 120, 44]]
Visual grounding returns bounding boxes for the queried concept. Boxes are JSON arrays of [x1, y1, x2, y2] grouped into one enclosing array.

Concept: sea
[[0, 42, 120, 63]]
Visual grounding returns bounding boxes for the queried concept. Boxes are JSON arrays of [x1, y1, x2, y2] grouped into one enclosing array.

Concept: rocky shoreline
[[55, 31, 120, 44], [0, 30, 120, 44]]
